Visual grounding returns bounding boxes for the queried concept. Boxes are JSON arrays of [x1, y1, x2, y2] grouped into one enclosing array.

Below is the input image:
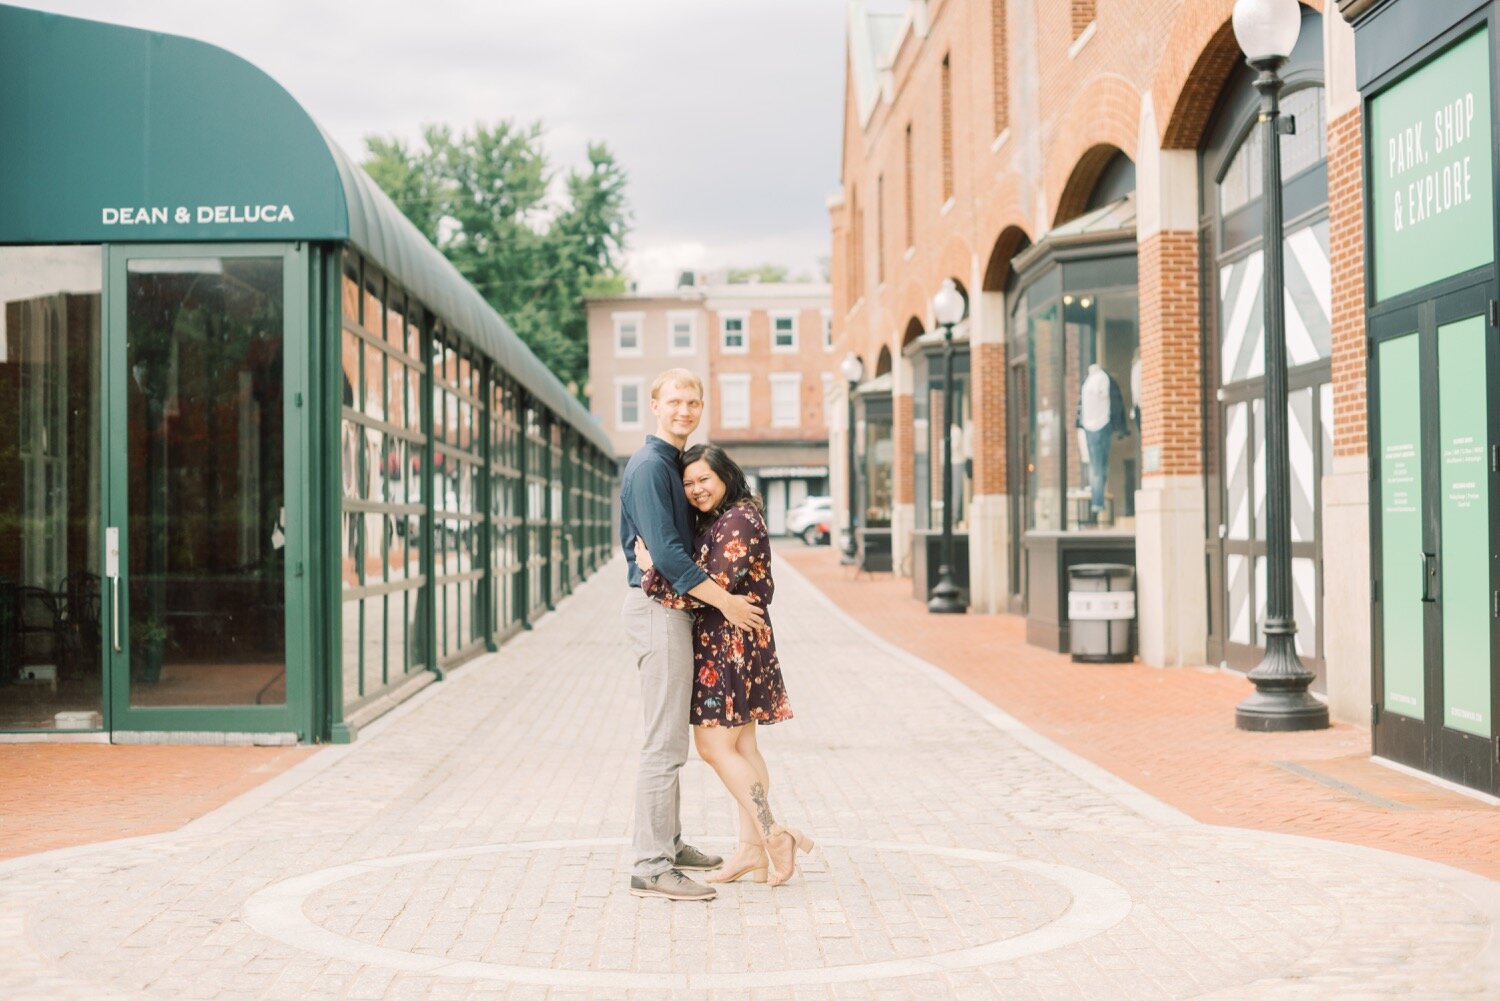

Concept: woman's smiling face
[[682, 459, 727, 513]]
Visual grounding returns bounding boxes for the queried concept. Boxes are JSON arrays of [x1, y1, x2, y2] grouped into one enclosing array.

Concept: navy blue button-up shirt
[[619, 435, 709, 595]]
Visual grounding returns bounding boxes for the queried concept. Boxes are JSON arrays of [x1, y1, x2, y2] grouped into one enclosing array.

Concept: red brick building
[[587, 277, 837, 534], [830, 0, 1372, 723]]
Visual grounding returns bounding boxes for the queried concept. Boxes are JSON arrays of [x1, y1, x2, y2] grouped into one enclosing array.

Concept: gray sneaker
[[674, 844, 724, 871], [629, 869, 717, 901]]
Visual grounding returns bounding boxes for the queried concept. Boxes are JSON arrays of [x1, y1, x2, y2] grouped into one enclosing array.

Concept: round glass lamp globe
[[933, 279, 965, 327], [1232, 0, 1301, 62], [839, 352, 865, 383]]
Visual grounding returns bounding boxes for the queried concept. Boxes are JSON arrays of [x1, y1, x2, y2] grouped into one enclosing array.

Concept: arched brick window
[[1072, 0, 1095, 40]]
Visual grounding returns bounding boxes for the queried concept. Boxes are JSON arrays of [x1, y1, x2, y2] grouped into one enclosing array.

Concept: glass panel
[[1253, 398, 1266, 543], [862, 404, 893, 528], [1284, 219, 1331, 367], [342, 595, 362, 705], [1225, 402, 1251, 541], [1279, 86, 1327, 182], [1228, 553, 1252, 646], [1292, 556, 1316, 657], [924, 363, 971, 531], [1289, 387, 1315, 543], [1220, 253, 1265, 386], [913, 360, 930, 531], [125, 257, 285, 707], [0, 246, 103, 730], [1219, 86, 1326, 217], [365, 594, 386, 692], [1221, 220, 1330, 388], [1028, 303, 1061, 531]]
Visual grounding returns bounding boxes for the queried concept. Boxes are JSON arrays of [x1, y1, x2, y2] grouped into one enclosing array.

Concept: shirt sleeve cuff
[[670, 565, 709, 596]]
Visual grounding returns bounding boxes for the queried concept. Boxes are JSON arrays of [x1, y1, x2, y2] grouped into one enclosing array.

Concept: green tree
[[726, 264, 791, 284], [363, 123, 630, 399]]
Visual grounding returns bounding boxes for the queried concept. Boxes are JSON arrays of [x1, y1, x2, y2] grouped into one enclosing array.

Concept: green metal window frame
[[431, 326, 487, 666], [335, 253, 431, 723], [103, 242, 315, 739]]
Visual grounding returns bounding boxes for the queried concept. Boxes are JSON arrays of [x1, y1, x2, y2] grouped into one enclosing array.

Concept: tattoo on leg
[[751, 782, 774, 836]]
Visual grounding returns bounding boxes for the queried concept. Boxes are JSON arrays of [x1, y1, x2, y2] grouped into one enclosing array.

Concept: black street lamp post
[[840, 353, 865, 565], [928, 279, 966, 614], [1231, 0, 1328, 731]]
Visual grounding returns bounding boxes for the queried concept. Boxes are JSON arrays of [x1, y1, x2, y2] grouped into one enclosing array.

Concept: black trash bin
[[1067, 563, 1135, 663]]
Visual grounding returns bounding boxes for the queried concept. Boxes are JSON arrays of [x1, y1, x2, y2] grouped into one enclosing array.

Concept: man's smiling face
[[652, 380, 704, 441]]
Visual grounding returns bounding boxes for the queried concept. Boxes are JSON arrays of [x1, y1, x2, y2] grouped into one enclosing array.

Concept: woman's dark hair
[[682, 443, 763, 526]]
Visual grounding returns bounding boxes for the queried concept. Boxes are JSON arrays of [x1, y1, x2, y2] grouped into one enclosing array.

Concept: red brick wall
[[1327, 107, 1367, 458], [941, 55, 955, 203], [833, 0, 1342, 488], [707, 301, 837, 445], [1072, 0, 1097, 39], [894, 393, 915, 505], [1138, 231, 1203, 477], [991, 1, 1008, 137], [972, 341, 1007, 494]]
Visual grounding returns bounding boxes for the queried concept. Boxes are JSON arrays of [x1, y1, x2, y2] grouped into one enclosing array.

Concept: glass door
[[103, 245, 310, 737], [1371, 282, 1497, 794], [0, 246, 104, 732]]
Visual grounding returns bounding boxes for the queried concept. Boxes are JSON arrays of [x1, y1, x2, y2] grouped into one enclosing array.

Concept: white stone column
[[1135, 93, 1208, 667], [828, 380, 852, 548], [892, 348, 916, 577], [1320, 14, 1372, 726], [1322, 455, 1371, 724], [968, 274, 1011, 613]]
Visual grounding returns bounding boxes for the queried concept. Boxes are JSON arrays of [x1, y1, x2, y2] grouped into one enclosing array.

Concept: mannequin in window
[[1075, 363, 1129, 524], [1129, 351, 1141, 431]]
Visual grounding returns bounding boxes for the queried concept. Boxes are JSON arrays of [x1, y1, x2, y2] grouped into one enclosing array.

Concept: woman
[[637, 443, 814, 887]]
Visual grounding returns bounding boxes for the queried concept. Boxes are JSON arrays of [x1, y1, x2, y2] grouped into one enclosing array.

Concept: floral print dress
[[643, 500, 793, 728]]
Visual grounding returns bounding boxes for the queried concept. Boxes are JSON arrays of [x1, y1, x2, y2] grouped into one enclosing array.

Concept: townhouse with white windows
[[587, 275, 835, 535]]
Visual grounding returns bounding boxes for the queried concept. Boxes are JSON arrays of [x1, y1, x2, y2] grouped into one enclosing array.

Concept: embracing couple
[[619, 368, 813, 901]]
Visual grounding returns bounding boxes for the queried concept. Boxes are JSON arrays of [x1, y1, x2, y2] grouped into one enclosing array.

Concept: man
[[619, 369, 766, 901]]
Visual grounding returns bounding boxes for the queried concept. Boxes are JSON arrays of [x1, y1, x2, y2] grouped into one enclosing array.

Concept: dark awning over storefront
[[0, 4, 609, 453]]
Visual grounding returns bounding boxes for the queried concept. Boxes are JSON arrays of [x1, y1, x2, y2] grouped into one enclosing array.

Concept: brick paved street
[[2, 557, 1499, 1000], [778, 547, 1500, 883]]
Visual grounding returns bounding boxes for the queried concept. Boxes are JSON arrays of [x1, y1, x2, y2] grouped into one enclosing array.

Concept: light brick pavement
[[1, 557, 1498, 999], [778, 547, 1500, 882]]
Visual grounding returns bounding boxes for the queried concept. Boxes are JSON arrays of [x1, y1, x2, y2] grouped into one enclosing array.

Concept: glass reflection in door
[[0, 247, 103, 730], [125, 258, 285, 707]]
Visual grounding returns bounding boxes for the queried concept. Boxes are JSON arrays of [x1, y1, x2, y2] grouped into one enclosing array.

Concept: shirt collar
[[645, 434, 682, 458]]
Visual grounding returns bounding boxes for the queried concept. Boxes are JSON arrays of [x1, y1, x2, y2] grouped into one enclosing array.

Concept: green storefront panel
[[1379, 333, 1425, 719], [1438, 315, 1492, 737], [1369, 27, 1494, 302]]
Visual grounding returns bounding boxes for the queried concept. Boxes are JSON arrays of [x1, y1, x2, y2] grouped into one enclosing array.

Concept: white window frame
[[667, 310, 697, 357], [821, 309, 834, 351], [718, 373, 752, 429], [770, 310, 799, 354], [769, 372, 803, 429], [613, 311, 644, 358], [615, 376, 645, 430], [720, 311, 749, 354]]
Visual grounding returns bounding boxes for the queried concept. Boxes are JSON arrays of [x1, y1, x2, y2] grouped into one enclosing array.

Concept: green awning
[[0, 4, 608, 452]]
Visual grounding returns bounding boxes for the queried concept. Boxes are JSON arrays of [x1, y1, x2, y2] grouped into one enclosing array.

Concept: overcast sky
[[20, 1, 848, 291]]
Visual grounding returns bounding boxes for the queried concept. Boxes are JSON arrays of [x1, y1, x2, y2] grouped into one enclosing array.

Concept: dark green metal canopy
[[0, 4, 609, 452]]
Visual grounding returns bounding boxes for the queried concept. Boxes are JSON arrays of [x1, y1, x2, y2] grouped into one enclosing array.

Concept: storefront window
[[913, 345, 972, 532], [859, 393, 893, 528], [1063, 291, 1139, 530], [0, 246, 102, 730], [1027, 299, 1061, 531], [1012, 234, 1139, 534]]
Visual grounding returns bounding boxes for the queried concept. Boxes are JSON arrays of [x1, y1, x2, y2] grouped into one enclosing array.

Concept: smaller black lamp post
[[1230, 0, 1327, 731], [928, 279, 967, 614], [840, 353, 865, 564]]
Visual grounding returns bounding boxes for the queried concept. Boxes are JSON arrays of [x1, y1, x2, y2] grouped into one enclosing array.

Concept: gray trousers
[[621, 587, 695, 878]]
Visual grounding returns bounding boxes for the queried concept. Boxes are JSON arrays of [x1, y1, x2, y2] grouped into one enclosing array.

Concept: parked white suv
[[786, 496, 833, 545]]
